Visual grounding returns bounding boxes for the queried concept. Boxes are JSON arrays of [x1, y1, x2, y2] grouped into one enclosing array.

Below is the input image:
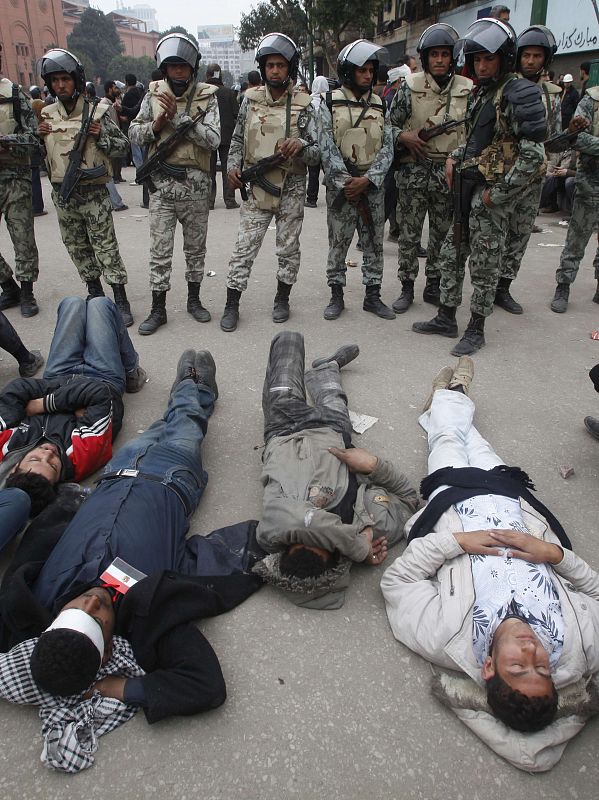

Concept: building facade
[[198, 24, 255, 80]]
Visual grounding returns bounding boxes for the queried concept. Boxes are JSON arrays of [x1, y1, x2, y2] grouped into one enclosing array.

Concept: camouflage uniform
[[0, 81, 39, 284], [389, 74, 471, 284], [555, 90, 599, 287], [43, 96, 129, 286], [318, 92, 393, 287], [129, 83, 221, 291], [225, 87, 319, 292], [500, 80, 561, 282], [435, 78, 546, 316]]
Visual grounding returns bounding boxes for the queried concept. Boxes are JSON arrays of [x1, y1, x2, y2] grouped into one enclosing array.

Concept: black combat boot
[[422, 276, 441, 306], [19, 281, 39, 317], [550, 283, 570, 313], [138, 290, 167, 335], [412, 304, 458, 337], [187, 281, 211, 323], [451, 313, 485, 356], [86, 278, 105, 299], [363, 284, 395, 319], [272, 280, 292, 323], [323, 284, 344, 320], [110, 283, 133, 327], [494, 277, 523, 314], [392, 280, 414, 313], [0, 278, 21, 311], [220, 287, 241, 332]]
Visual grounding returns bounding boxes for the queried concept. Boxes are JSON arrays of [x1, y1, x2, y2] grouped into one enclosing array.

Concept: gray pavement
[[1, 170, 598, 799]]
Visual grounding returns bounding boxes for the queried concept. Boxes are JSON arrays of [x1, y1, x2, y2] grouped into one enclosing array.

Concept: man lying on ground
[[254, 331, 418, 608], [0, 350, 262, 772]]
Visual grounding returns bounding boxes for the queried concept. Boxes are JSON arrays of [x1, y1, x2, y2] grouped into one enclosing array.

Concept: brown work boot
[[449, 356, 475, 395], [422, 366, 454, 412]]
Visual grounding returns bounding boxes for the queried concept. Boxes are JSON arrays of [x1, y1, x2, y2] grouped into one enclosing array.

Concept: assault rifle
[[136, 108, 207, 187], [452, 163, 464, 269], [0, 136, 39, 148], [331, 161, 376, 250], [60, 98, 108, 202], [238, 151, 287, 201], [545, 116, 589, 153], [396, 117, 467, 159]]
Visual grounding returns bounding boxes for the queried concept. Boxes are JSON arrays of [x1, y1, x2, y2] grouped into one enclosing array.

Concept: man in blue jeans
[[0, 295, 146, 519]]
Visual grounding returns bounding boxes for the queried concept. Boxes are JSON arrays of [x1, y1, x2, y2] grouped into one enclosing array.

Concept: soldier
[[550, 85, 599, 313], [129, 34, 221, 335], [0, 43, 40, 317], [412, 19, 546, 356], [220, 33, 319, 332], [319, 40, 395, 321], [496, 25, 560, 314], [38, 50, 134, 326], [389, 24, 472, 314]]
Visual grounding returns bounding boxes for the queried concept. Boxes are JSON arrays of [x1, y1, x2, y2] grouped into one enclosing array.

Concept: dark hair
[[5, 471, 57, 516], [377, 64, 389, 82], [30, 629, 101, 696], [486, 673, 558, 732], [125, 73, 137, 86], [151, 68, 163, 82], [399, 54, 415, 67], [279, 545, 338, 579], [580, 61, 591, 74], [104, 80, 115, 93], [489, 4, 510, 17], [240, 81, 248, 92], [548, 70, 555, 81], [247, 70, 261, 86]]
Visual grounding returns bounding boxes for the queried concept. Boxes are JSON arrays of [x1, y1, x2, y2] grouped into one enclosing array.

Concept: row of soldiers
[[0, 21, 598, 357]]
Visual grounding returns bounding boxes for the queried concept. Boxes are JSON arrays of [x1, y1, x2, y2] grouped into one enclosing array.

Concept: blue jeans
[[106, 180, 124, 209], [104, 379, 215, 516], [0, 488, 31, 553], [130, 143, 144, 170], [43, 296, 138, 395]]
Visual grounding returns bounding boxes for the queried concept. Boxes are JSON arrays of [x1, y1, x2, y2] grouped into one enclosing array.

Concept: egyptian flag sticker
[[100, 557, 147, 595]]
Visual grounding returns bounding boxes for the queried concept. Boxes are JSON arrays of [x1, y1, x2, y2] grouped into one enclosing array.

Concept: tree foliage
[[237, 0, 382, 73], [67, 9, 123, 81], [159, 26, 200, 50], [106, 55, 157, 87]]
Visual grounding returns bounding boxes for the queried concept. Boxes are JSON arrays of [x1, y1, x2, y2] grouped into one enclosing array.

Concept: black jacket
[[206, 80, 238, 141]]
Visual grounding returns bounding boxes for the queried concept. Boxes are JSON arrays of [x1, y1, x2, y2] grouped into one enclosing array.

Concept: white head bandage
[[45, 609, 104, 659], [388, 64, 411, 83]]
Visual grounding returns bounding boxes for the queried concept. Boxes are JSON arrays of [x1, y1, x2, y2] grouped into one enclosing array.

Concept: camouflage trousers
[[500, 175, 542, 281], [395, 161, 452, 282], [0, 171, 39, 283], [326, 184, 385, 287], [226, 174, 306, 292], [555, 192, 599, 285], [149, 169, 211, 291], [438, 185, 509, 316], [52, 185, 128, 285]]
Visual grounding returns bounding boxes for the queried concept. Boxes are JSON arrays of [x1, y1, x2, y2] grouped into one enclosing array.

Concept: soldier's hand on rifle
[[568, 115, 589, 134], [482, 188, 495, 209], [276, 137, 303, 159], [445, 157, 456, 189], [344, 176, 370, 200], [37, 121, 52, 138], [153, 93, 178, 133], [88, 121, 101, 138], [399, 129, 428, 159], [228, 168, 244, 190]]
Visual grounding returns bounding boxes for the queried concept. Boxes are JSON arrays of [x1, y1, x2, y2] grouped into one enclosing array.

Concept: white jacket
[[380, 499, 599, 771]]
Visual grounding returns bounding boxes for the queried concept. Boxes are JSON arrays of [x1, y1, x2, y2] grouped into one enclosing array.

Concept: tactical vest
[[400, 72, 472, 163], [148, 80, 217, 172], [329, 87, 385, 171], [42, 96, 111, 184], [0, 78, 29, 168], [588, 86, 599, 137], [460, 76, 520, 184], [243, 85, 311, 211]]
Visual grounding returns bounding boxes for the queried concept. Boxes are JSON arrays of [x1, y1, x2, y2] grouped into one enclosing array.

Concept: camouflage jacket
[[42, 99, 129, 161], [227, 90, 319, 173], [571, 92, 599, 196], [452, 78, 546, 207], [317, 97, 393, 193], [0, 82, 38, 174]]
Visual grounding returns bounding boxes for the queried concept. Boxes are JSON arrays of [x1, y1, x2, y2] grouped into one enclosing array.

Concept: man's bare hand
[[88, 121, 101, 138], [362, 527, 388, 565], [445, 157, 456, 189], [399, 129, 428, 160], [568, 116, 589, 134], [488, 529, 563, 564], [86, 676, 126, 702], [228, 168, 243, 190], [152, 93, 178, 134], [344, 176, 370, 201], [37, 121, 52, 138], [276, 137, 303, 159], [329, 446, 377, 474], [454, 531, 504, 556], [25, 398, 44, 416]]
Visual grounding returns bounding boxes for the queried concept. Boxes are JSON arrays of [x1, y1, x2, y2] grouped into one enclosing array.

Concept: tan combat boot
[[423, 366, 454, 411], [449, 356, 475, 395]]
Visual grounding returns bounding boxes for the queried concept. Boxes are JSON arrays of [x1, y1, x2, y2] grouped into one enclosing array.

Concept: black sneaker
[[312, 344, 359, 370], [194, 351, 218, 399], [171, 349, 197, 393], [19, 350, 44, 377]]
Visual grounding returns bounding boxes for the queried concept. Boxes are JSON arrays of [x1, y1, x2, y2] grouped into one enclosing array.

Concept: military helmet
[[417, 23, 460, 73], [155, 33, 201, 74], [517, 25, 557, 71], [455, 18, 517, 78], [255, 33, 300, 84], [337, 40, 389, 89], [40, 49, 86, 96]]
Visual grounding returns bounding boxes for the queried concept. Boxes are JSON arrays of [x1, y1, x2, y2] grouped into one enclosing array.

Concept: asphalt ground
[[0, 170, 598, 799]]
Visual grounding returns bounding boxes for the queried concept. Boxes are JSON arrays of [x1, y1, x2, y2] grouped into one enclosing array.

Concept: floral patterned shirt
[[454, 494, 565, 668]]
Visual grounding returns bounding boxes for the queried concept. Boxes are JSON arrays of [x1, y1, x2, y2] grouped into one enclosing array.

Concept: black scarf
[[408, 465, 572, 549]]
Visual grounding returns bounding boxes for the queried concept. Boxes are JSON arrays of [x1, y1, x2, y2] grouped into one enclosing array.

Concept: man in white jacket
[[381, 358, 599, 739]]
